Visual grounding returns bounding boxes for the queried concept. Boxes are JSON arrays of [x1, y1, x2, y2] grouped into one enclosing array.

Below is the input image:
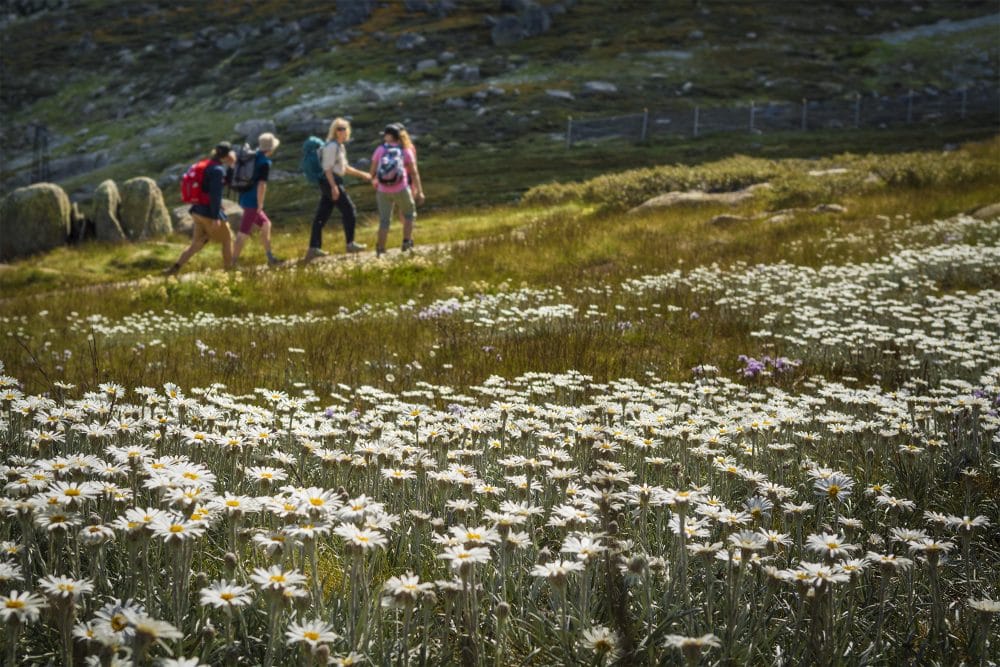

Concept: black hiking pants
[[310, 176, 357, 248]]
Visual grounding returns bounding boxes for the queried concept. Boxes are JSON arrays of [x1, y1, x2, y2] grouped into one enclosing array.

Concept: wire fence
[[566, 85, 1000, 147]]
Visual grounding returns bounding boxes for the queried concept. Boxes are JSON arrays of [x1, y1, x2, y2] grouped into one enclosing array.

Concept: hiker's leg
[[336, 187, 357, 245], [233, 208, 258, 263], [401, 189, 416, 244], [260, 219, 273, 254], [178, 215, 211, 266], [232, 232, 250, 263], [310, 180, 334, 250], [376, 191, 392, 252], [214, 220, 233, 269], [176, 240, 204, 267]]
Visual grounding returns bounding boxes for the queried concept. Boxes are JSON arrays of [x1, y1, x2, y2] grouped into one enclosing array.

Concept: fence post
[[749, 100, 756, 132], [854, 93, 861, 128], [906, 89, 913, 124], [566, 116, 573, 149], [960, 88, 967, 119], [640, 108, 649, 142], [693, 106, 700, 137], [801, 99, 808, 131]]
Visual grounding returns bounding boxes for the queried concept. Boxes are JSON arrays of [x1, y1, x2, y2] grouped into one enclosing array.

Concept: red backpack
[[180, 158, 213, 205]]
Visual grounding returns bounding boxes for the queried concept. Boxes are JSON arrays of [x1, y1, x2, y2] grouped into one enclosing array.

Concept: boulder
[[813, 203, 848, 214], [172, 199, 243, 235], [119, 177, 172, 240], [520, 2, 551, 36], [971, 202, 1000, 220], [92, 179, 126, 242], [628, 184, 769, 215], [0, 183, 71, 260], [416, 58, 439, 72], [583, 81, 618, 95], [491, 16, 524, 46], [234, 119, 276, 145], [546, 89, 575, 100]]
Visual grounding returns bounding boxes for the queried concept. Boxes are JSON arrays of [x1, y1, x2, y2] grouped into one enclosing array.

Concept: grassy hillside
[[1, 0, 996, 205]]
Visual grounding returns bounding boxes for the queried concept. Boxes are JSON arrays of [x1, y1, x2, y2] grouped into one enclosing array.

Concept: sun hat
[[258, 133, 280, 153]]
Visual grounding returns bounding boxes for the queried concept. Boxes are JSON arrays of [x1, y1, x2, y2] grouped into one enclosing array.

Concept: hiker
[[164, 143, 236, 275], [305, 118, 373, 260], [370, 123, 424, 257], [232, 132, 283, 267]]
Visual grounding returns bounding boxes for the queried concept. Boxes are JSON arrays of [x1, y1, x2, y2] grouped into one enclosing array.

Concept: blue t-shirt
[[238, 152, 271, 209]]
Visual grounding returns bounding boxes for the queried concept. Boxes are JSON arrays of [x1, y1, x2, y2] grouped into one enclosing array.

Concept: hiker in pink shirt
[[370, 124, 424, 257]]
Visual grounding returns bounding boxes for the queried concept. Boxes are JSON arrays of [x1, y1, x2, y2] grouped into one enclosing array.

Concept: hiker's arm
[[208, 167, 224, 220], [324, 168, 339, 200], [256, 180, 267, 209], [409, 162, 424, 202], [346, 165, 370, 181]]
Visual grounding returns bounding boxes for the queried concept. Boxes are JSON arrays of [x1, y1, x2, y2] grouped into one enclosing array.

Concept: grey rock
[[439, 50, 457, 62], [628, 185, 769, 215], [688, 29, 704, 40], [459, 64, 480, 82], [546, 89, 575, 100], [91, 180, 126, 242], [0, 183, 71, 260], [396, 32, 427, 50], [444, 97, 468, 109], [583, 81, 618, 95], [233, 119, 276, 145], [491, 16, 524, 46], [971, 202, 1000, 220], [47, 150, 109, 182], [119, 177, 172, 241], [172, 199, 243, 235], [416, 58, 439, 72], [813, 203, 848, 213], [217, 33, 240, 51], [520, 2, 551, 37]]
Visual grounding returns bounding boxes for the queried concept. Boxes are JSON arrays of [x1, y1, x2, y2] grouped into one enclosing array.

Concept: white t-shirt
[[321, 141, 347, 176]]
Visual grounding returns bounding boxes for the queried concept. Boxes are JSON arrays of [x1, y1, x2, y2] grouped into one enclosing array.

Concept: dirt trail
[[0, 241, 458, 307]]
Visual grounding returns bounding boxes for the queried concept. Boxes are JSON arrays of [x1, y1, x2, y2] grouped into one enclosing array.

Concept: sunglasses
[[335, 127, 347, 132]]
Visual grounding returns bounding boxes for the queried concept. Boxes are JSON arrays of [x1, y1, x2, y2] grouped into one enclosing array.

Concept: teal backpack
[[301, 136, 326, 183]]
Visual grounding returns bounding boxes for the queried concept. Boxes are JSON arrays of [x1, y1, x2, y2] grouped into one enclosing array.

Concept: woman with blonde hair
[[306, 117, 372, 259]]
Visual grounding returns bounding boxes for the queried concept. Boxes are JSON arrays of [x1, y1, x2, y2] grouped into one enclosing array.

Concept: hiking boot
[[267, 254, 283, 267], [401, 239, 414, 252], [346, 241, 367, 254], [162, 263, 180, 277], [376, 245, 386, 258], [305, 247, 328, 261]]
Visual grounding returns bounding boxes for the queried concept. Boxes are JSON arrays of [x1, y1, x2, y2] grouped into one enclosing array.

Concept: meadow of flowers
[[1, 207, 998, 666]]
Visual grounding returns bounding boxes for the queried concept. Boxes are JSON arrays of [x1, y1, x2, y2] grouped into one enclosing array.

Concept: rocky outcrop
[[119, 177, 172, 240], [0, 183, 71, 260], [91, 179, 127, 242], [234, 119, 276, 145], [628, 184, 771, 214], [171, 199, 243, 235]]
